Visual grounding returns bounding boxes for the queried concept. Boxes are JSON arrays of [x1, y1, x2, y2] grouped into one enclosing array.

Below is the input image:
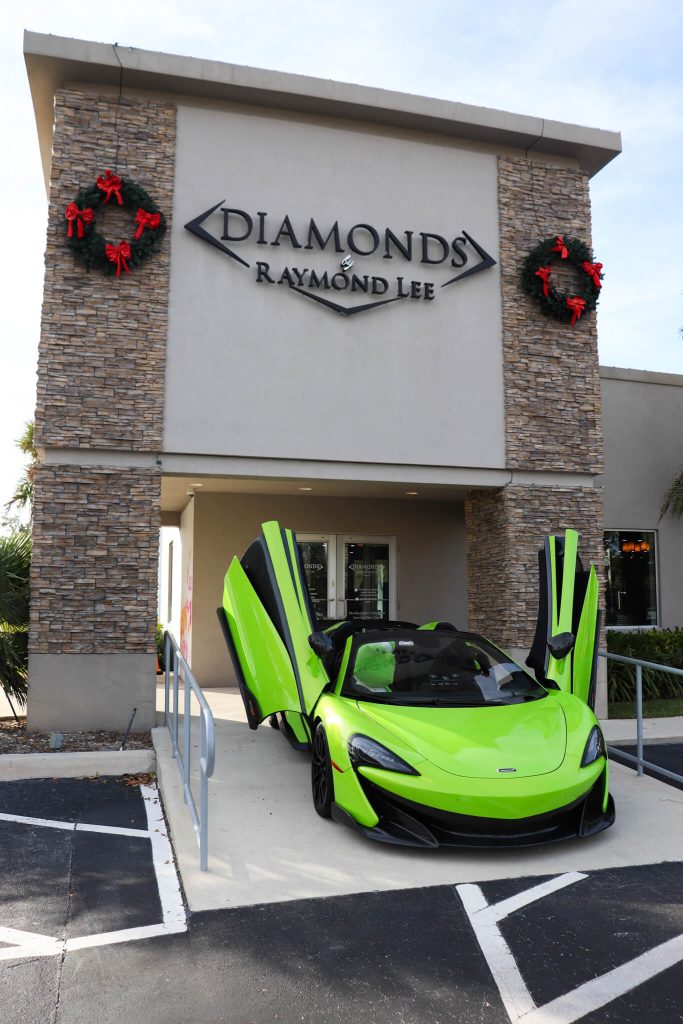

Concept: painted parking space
[[459, 862, 683, 1023], [1, 778, 682, 1023], [39, 863, 683, 1024], [0, 778, 186, 965]]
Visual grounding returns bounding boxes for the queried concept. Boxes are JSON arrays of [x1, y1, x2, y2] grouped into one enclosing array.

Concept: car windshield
[[341, 630, 546, 706]]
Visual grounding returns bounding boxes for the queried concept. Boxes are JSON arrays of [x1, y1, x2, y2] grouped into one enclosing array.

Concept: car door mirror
[[308, 631, 334, 660], [547, 632, 575, 660]]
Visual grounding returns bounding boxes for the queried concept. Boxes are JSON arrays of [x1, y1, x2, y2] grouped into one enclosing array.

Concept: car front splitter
[[331, 771, 615, 849]]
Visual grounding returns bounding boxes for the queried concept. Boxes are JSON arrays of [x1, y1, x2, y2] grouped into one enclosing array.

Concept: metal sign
[[185, 202, 497, 317]]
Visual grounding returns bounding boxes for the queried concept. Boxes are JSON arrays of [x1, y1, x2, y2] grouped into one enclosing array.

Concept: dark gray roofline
[[24, 30, 622, 193], [600, 366, 683, 388]]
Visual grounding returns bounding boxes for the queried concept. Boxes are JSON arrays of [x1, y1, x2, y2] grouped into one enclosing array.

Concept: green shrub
[[0, 530, 31, 708], [156, 623, 166, 673], [606, 629, 683, 703]]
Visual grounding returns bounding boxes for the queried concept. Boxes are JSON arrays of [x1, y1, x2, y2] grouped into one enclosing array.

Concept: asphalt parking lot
[[609, 742, 683, 791], [1, 777, 682, 1024]]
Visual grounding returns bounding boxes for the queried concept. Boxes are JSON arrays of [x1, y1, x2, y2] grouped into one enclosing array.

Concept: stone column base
[[27, 653, 157, 733], [465, 483, 605, 709]]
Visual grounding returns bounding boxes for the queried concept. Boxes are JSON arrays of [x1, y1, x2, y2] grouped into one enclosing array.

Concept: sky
[[1, 0, 681, 510]]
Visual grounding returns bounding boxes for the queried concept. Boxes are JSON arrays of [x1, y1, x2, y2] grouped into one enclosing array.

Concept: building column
[[465, 154, 606, 712], [28, 88, 176, 731], [465, 484, 604, 650], [28, 464, 162, 731]]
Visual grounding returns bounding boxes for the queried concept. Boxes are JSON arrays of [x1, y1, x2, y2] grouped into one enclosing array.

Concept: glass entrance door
[[298, 534, 397, 623], [338, 537, 396, 622], [296, 535, 336, 622]]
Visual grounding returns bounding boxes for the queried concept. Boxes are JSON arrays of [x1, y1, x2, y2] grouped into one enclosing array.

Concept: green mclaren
[[217, 521, 614, 847]]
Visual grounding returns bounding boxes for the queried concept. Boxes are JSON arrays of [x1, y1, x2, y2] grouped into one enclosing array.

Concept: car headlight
[[581, 725, 606, 767], [348, 735, 420, 775]]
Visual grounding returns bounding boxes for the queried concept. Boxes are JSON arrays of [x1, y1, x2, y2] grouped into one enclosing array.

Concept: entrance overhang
[[159, 456, 601, 514]]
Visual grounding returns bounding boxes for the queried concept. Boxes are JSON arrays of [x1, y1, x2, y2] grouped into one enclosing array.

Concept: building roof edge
[[600, 365, 683, 387], [24, 30, 622, 193]]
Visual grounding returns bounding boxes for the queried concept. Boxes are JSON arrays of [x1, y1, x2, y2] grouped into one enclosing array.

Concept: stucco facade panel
[[164, 104, 505, 470], [601, 371, 683, 628], [188, 492, 466, 688]]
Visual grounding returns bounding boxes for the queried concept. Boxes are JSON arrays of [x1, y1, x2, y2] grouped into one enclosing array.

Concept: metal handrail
[[599, 650, 683, 785], [163, 630, 216, 871]]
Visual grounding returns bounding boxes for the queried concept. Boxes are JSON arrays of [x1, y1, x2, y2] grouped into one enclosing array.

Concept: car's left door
[[220, 521, 330, 727]]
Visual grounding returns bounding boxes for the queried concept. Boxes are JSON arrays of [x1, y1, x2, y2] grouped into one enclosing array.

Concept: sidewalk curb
[[600, 715, 683, 746], [0, 748, 156, 781]]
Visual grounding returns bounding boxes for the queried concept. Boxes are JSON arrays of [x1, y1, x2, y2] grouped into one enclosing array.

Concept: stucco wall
[[188, 493, 466, 688], [601, 368, 683, 628], [164, 103, 505, 470]]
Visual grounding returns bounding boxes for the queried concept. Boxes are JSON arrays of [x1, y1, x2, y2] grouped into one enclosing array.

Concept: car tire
[[268, 714, 280, 730], [311, 723, 333, 818]]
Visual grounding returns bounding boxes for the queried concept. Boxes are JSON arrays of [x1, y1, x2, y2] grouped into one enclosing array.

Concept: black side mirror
[[308, 631, 334, 660], [547, 632, 575, 660]]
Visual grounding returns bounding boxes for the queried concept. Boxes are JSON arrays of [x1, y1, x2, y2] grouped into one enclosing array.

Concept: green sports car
[[217, 521, 614, 847]]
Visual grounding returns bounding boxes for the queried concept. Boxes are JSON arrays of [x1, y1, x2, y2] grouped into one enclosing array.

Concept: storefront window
[[603, 531, 658, 628], [297, 539, 330, 621], [344, 542, 390, 622]]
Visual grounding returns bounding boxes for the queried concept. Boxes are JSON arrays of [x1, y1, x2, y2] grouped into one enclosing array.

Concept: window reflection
[[344, 542, 390, 622], [603, 531, 658, 627], [298, 540, 328, 621]]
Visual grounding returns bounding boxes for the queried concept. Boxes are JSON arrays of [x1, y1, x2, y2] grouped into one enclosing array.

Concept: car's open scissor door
[[219, 521, 329, 728], [526, 529, 601, 707]]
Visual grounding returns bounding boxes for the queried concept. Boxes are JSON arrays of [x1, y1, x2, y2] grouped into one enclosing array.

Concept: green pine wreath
[[521, 234, 603, 326], [64, 169, 167, 278]]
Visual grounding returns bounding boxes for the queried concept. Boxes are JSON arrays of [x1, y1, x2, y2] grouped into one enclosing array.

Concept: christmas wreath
[[521, 234, 603, 326], [64, 169, 166, 278]]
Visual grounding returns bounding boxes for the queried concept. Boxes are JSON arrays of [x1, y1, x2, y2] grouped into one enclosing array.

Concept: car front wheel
[[311, 723, 333, 818]]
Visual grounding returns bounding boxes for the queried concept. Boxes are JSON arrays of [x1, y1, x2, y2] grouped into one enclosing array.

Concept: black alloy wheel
[[311, 723, 333, 818]]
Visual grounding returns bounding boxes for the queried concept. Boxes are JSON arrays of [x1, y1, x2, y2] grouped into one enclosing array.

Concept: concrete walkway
[[154, 684, 683, 914]]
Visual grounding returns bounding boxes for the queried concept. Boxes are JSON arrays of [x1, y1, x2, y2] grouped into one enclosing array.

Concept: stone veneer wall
[[29, 89, 175, 727], [464, 156, 604, 649], [465, 485, 603, 648], [34, 89, 175, 451], [30, 465, 161, 654], [498, 156, 603, 475]]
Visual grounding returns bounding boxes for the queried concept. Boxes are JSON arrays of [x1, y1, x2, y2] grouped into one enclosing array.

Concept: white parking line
[[0, 810, 150, 839], [523, 934, 683, 1024], [457, 872, 683, 1024], [140, 783, 186, 927], [0, 812, 73, 831], [0, 783, 186, 963]]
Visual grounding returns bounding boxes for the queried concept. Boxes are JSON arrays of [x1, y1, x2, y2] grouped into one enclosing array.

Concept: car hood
[[355, 697, 567, 779]]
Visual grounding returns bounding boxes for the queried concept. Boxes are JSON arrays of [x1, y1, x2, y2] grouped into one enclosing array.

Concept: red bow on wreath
[[534, 265, 552, 298], [97, 169, 123, 205], [581, 261, 603, 289], [552, 235, 569, 259], [134, 208, 162, 240], [105, 241, 131, 278], [566, 295, 586, 326], [64, 202, 94, 238]]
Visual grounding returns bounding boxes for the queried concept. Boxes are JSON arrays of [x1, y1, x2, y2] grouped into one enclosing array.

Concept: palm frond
[[659, 469, 683, 520], [0, 625, 28, 706], [17, 421, 37, 461], [5, 421, 37, 515], [0, 532, 31, 626]]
